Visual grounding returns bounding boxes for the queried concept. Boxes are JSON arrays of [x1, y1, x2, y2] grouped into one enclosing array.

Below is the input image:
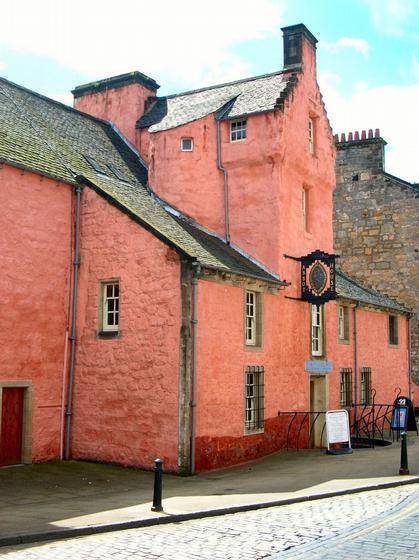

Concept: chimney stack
[[281, 24, 318, 73]]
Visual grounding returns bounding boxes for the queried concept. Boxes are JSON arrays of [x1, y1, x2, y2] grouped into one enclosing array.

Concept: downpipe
[[190, 262, 201, 474], [216, 119, 230, 244], [353, 303, 359, 423], [64, 179, 83, 460]]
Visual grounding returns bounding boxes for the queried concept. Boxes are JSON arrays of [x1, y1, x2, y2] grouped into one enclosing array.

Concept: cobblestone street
[[1, 484, 417, 559]]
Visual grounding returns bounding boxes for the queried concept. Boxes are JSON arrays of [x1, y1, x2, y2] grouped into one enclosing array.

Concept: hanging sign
[[325, 409, 353, 455], [301, 250, 336, 305]]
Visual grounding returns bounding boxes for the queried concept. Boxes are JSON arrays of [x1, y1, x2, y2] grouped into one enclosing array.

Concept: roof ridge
[[383, 171, 417, 190], [163, 70, 285, 100]]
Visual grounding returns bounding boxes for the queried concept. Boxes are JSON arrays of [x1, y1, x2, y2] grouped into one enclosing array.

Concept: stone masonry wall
[[333, 132, 419, 387]]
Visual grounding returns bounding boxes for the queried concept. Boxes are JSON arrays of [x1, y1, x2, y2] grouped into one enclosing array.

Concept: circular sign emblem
[[309, 262, 327, 295]]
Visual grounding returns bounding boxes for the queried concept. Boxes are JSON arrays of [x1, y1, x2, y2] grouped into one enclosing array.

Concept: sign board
[[305, 360, 333, 374], [301, 249, 337, 305], [391, 406, 408, 431], [392, 396, 417, 432], [325, 409, 353, 455]]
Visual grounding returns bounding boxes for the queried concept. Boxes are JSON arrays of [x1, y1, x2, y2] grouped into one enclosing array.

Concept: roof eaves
[[200, 262, 283, 285], [0, 158, 77, 187]]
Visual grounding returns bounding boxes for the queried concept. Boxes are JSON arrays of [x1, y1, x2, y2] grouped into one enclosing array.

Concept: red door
[[0, 388, 24, 466]]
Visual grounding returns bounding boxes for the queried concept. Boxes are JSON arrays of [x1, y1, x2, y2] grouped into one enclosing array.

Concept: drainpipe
[[64, 178, 83, 460], [408, 315, 412, 400], [353, 304, 359, 422], [216, 119, 230, 244], [190, 261, 201, 474]]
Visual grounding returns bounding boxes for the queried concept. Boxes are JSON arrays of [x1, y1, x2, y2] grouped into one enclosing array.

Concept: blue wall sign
[[305, 360, 333, 373]]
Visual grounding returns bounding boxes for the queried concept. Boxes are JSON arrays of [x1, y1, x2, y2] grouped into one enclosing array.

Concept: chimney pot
[[361, 130, 366, 140], [340, 133, 346, 142], [348, 132, 353, 141], [375, 128, 380, 138], [368, 129, 373, 139], [354, 131, 360, 140]]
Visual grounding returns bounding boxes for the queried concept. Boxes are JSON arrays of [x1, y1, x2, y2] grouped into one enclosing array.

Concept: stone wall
[[333, 131, 419, 386]]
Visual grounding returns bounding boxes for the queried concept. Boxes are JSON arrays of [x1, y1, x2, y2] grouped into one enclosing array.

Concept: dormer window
[[230, 120, 247, 142], [84, 155, 107, 175], [308, 118, 315, 154], [181, 137, 193, 151]]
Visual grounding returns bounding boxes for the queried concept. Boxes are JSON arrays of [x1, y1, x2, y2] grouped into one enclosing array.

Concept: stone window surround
[[244, 365, 264, 434], [244, 289, 263, 351], [98, 278, 121, 338], [0, 380, 32, 464], [230, 119, 247, 142], [388, 314, 399, 347], [338, 304, 350, 344]]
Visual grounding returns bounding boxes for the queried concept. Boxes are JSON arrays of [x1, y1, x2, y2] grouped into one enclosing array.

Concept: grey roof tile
[[137, 72, 289, 132], [336, 271, 410, 313], [0, 76, 281, 285]]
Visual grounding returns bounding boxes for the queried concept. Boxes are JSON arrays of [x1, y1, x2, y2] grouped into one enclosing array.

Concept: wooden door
[[0, 388, 24, 466]]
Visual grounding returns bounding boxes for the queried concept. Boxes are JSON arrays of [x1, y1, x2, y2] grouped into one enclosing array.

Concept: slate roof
[[0, 76, 282, 284], [137, 71, 290, 132], [336, 271, 410, 314]]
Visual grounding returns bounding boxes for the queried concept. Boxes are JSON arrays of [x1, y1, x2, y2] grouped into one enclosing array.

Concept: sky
[[1, 0, 418, 182]]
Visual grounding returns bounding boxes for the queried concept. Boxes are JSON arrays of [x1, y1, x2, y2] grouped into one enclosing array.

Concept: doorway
[[309, 375, 327, 448]]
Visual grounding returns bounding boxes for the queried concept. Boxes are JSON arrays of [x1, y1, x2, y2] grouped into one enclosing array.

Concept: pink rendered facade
[[0, 24, 413, 472]]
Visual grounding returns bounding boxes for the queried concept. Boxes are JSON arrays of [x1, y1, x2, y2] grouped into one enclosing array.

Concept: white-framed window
[[338, 305, 350, 343], [245, 290, 262, 348], [311, 304, 323, 356], [389, 315, 398, 346], [244, 365, 264, 432], [308, 118, 315, 154], [181, 137, 193, 151], [340, 368, 352, 408], [101, 281, 120, 332], [360, 367, 372, 406], [230, 120, 247, 142]]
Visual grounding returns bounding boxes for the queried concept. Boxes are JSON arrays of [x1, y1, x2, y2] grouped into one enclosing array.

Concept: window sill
[[389, 343, 399, 348], [244, 344, 263, 352], [244, 428, 264, 436], [338, 338, 350, 345], [97, 330, 121, 339]]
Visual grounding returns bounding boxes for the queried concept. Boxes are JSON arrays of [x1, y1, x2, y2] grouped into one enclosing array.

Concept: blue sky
[[1, 0, 418, 181]]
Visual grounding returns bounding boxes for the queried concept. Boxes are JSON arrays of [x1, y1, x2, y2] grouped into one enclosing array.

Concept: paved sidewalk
[[1, 436, 418, 546]]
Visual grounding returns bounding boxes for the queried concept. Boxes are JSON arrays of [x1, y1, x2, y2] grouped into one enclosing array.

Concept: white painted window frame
[[230, 119, 247, 142], [311, 304, 323, 356], [245, 290, 256, 346], [308, 118, 314, 154], [181, 137, 193, 151], [102, 281, 120, 332]]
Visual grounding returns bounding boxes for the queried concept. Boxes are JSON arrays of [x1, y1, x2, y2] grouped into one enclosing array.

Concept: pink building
[[0, 24, 413, 472]]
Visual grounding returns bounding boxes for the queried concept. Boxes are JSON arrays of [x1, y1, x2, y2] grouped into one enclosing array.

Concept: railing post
[[151, 458, 163, 511], [399, 432, 410, 475]]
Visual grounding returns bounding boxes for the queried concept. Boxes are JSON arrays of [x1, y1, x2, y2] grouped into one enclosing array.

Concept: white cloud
[[0, 0, 285, 89], [319, 37, 369, 56], [319, 72, 419, 183], [0, 61, 6, 71]]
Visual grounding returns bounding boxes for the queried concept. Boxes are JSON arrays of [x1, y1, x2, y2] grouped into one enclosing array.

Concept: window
[[360, 367, 372, 406], [338, 305, 350, 343], [308, 118, 315, 154], [181, 137, 193, 151], [340, 368, 352, 408], [100, 281, 120, 333], [230, 120, 247, 142], [302, 188, 310, 231], [84, 155, 108, 175], [389, 315, 398, 346], [245, 366, 264, 432], [311, 304, 323, 356], [107, 163, 129, 182], [245, 290, 262, 348]]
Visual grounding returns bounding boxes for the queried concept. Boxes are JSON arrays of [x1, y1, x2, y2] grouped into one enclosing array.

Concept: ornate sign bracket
[[284, 249, 338, 305]]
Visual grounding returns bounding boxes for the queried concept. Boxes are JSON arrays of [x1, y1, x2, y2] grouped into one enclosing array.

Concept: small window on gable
[[338, 305, 350, 343], [389, 315, 398, 346], [245, 290, 263, 349], [311, 304, 323, 357], [230, 120, 247, 142], [100, 280, 120, 334], [84, 155, 107, 175], [308, 118, 314, 154], [181, 137, 193, 151]]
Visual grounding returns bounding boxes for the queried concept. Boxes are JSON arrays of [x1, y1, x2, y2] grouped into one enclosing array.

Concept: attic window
[[84, 155, 107, 175], [230, 120, 247, 142], [107, 163, 129, 182], [181, 138, 193, 151]]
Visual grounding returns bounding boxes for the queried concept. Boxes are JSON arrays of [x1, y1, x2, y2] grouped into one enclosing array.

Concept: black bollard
[[399, 432, 410, 475], [151, 458, 163, 511]]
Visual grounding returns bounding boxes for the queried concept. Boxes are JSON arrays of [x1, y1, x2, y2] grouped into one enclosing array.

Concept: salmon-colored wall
[[327, 303, 409, 408], [71, 188, 182, 471], [194, 279, 312, 471], [74, 83, 155, 147], [0, 165, 72, 461]]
